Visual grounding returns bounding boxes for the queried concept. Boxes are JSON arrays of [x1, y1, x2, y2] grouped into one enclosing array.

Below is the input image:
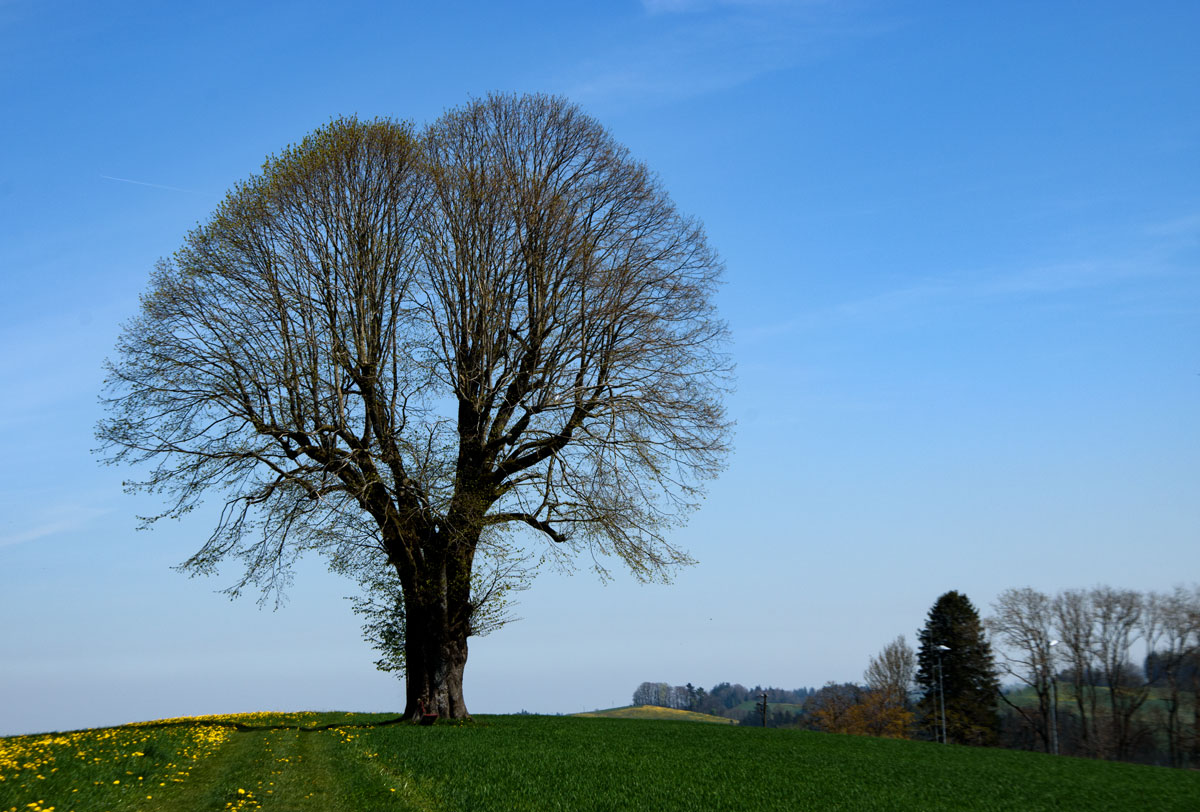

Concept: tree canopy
[[98, 94, 732, 719]]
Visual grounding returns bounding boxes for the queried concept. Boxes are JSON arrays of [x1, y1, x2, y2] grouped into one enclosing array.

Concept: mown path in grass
[[121, 723, 434, 812], [0, 714, 431, 812]]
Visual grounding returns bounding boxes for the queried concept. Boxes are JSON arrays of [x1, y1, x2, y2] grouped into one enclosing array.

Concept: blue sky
[[1, 0, 1197, 735]]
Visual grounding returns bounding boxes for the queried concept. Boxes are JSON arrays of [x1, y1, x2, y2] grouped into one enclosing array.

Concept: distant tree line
[[820, 585, 1200, 767], [988, 584, 1200, 767], [631, 584, 1199, 769], [631, 682, 814, 724]]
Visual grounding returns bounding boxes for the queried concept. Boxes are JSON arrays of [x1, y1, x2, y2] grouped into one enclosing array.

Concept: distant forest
[[631, 682, 816, 726], [631, 585, 1200, 771]]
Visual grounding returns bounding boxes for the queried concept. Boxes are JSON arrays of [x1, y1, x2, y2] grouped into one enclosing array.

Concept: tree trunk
[[396, 539, 475, 722], [1192, 669, 1200, 767], [1166, 688, 1179, 768], [401, 586, 471, 721], [405, 628, 469, 720]]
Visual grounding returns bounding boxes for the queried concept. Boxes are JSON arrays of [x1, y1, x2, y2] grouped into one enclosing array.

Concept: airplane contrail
[[100, 174, 202, 194]]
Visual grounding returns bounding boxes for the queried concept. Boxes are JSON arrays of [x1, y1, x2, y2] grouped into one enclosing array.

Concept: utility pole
[[756, 692, 769, 727]]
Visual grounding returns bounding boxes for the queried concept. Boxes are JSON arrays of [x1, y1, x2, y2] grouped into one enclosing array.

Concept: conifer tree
[[916, 590, 1000, 745]]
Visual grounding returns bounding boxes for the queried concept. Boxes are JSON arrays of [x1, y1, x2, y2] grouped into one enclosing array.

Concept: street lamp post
[[936, 644, 950, 745]]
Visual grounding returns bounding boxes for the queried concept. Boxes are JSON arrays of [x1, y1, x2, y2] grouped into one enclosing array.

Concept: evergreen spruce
[[916, 590, 1000, 745]]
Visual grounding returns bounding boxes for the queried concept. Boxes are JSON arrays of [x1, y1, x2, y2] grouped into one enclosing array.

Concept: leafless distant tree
[[987, 587, 1057, 752], [98, 96, 732, 720], [1048, 586, 1159, 760], [988, 584, 1199, 765], [1090, 586, 1152, 760], [864, 635, 916, 707], [1148, 586, 1200, 767], [1052, 588, 1102, 755]]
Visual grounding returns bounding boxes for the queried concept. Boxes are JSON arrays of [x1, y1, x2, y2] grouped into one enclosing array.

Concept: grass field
[[3, 713, 1199, 811]]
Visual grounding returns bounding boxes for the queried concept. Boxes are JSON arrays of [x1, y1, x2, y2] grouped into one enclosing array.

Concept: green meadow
[[3, 713, 1198, 811]]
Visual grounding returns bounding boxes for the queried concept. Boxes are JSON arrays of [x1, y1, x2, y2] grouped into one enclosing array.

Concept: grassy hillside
[[1003, 683, 1197, 715], [731, 700, 806, 715], [574, 705, 734, 723], [4, 712, 1199, 811]]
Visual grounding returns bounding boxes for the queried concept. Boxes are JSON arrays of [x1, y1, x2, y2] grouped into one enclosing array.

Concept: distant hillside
[[630, 681, 816, 724], [574, 705, 734, 724], [731, 701, 806, 715]]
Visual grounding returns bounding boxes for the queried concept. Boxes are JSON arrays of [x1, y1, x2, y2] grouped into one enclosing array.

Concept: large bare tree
[[987, 587, 1058, 752], [1090, 585, 1153, 760], [98, 95, 732, 720], [1148, 586, 1200, 767], [1049, 585, 1160, 759]]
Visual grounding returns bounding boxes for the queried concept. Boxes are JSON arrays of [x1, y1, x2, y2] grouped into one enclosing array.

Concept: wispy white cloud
[[741, 253, 1182, 344], [1143, 212, 1200, 240], [567, 1, 879, 107], [0, 505, 112, 549], [100, 175, 202, 194], [978, 259, 1158, 297], [642, 0, 797, 14]]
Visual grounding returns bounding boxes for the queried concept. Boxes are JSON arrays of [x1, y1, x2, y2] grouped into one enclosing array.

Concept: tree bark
[[401, 577, 472, 721], [1192, 668, 1200, 767], [394, 517, 479, 722]]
